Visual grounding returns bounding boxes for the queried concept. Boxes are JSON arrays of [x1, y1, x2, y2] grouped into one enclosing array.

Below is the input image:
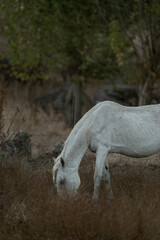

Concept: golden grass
[[0, 155, 160, 240]]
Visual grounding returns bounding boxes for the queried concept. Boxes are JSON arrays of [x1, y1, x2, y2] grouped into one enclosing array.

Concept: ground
[[0, 151, 160, 240]]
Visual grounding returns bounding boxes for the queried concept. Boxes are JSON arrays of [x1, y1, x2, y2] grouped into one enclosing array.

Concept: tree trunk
[[138, 78, 151, 105], [65, 81, 82, 127], [73, 82, 82, 125]]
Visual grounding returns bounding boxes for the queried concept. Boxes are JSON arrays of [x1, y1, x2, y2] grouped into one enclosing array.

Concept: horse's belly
[[110, 141, 160, 158], [110, 121, 160, 157]]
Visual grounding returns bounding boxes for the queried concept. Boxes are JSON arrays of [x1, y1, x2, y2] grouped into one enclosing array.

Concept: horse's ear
[[60, 157, 65, 167], [53, 157, 56, 164]]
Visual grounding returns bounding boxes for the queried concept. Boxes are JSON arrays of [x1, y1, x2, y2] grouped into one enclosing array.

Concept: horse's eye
[[59, 178, 65, 185]]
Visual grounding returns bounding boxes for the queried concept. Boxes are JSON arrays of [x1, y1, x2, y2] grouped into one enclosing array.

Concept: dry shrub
[[0, 156, 160, 240]]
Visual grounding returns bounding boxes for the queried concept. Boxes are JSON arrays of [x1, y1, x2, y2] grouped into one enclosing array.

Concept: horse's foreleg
[[103, 157, 113, 202], [92, 145, 109, 200]]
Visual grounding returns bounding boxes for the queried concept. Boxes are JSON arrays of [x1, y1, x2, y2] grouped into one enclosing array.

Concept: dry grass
[[0, 81, 160, 239], [0, 155, 160, 240]]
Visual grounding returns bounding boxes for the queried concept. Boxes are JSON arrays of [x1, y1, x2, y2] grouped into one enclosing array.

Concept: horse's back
[[88, 102, 160, 157]]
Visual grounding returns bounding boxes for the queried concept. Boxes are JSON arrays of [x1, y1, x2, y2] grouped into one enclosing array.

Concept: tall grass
[[0, 155, 160, 240]]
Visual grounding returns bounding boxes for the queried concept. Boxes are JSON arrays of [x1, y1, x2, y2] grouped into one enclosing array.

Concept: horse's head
[[52, 157, 80, 197]]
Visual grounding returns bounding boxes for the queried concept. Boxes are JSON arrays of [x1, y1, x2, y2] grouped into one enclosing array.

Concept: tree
[[2, 0, 159, 125], [97, 0, 160, 105], [0, 0, 57, 83], [0, 0, 119, 124]]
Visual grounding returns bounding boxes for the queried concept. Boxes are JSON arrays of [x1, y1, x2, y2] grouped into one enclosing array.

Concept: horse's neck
[[62, 127, 88, 170]]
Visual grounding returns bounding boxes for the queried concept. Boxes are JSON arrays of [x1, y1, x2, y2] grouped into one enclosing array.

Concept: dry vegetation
[[0, 81, 71, 157], [1, 82, 160, 240], [0, 154, 160, 240]]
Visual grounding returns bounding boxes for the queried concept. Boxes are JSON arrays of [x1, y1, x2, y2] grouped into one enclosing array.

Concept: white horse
[[53, 101, 160, 201]]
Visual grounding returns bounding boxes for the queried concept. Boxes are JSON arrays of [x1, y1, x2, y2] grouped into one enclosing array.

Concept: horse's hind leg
[[103, 157, 113, 202], [92, 145, 109, 201]]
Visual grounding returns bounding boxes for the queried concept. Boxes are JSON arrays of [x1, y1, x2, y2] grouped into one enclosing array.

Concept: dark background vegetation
[[0, 0, 160, 239], [0, 0, 160, 118]]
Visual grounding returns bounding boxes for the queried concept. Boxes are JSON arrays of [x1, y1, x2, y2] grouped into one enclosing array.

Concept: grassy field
[[0, 153, 160, 240], [1, 83, 160, 239]]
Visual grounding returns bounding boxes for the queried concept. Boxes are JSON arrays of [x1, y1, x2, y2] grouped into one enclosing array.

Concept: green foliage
[[0, 0, 56, 83], [109, 20, 129, 67], [0, 0, 160, 90], [101, 0, 160, 90], [0, 0, 120, 84]]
